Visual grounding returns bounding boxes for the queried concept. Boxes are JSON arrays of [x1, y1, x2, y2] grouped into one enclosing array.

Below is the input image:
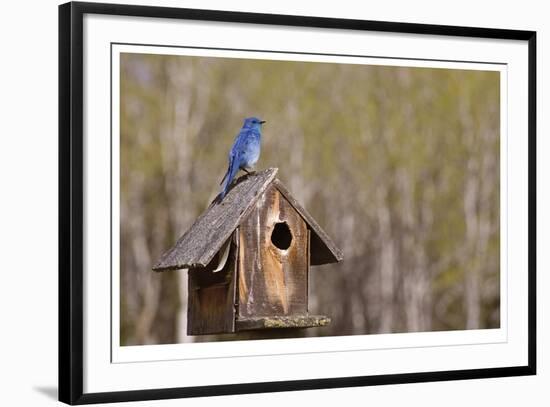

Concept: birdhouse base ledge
[[235, 314, 331, 331]]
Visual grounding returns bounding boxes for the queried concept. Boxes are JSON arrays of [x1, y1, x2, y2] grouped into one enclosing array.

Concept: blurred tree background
[[120, 52, 500, 345]]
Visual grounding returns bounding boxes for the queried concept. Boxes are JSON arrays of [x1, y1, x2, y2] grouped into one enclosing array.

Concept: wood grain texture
[[272, 179, 344, 266], [152, 167, 343, 272], [187, 231, 238, 335], [238, 185, 308, 318], [153, 168, 278, 271], [306, 228, 310, 313]]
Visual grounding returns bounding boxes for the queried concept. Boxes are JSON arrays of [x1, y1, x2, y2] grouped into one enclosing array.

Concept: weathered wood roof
[[153, 167, 343, 272]]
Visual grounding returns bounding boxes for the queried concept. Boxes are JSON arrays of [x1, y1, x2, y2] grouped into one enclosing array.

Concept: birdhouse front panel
[[237, 184, 308, 319]]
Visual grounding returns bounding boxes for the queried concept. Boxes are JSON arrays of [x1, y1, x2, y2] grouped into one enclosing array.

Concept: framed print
[[58, 1, 536, 404]]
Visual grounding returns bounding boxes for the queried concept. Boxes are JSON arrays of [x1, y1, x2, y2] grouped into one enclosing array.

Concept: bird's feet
[[242, 168, 257, 176]]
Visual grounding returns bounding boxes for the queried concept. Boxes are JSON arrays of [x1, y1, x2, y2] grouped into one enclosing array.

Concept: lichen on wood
[[235, 314, 331, 331]]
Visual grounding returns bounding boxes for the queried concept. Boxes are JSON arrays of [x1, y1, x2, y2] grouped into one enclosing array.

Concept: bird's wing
[[234, 128, 248, 150], [231, 129, 250, 162], [235, 129, 257, 155]]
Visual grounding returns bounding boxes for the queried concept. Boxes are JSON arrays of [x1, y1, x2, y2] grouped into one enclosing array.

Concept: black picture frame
[[59, 1, 537, 404]]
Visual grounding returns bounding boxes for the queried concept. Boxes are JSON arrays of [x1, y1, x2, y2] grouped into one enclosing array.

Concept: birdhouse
[[153, 168, 343, 335]]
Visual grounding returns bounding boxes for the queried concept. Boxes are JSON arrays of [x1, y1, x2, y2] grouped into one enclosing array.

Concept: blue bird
[[219, 117, 265, 199]]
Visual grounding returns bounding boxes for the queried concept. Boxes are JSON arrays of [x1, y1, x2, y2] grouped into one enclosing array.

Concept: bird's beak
[[260, 120, 266, 124]]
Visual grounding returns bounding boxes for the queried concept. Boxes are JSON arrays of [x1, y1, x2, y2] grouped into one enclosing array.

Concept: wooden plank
[[307, 228, 310, 313], [236, 315, 331, 331], [238, 185, 308, 318], [272, 179, 344, 266], [153, 168, 278, 271], [187, 231, 238, 335]]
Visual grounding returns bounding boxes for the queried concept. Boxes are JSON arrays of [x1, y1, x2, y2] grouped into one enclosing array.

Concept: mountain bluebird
[[219, 117, 265, 199]]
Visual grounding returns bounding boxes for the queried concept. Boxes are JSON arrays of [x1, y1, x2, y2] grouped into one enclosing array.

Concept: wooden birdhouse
[[153, 168, 343, 335]]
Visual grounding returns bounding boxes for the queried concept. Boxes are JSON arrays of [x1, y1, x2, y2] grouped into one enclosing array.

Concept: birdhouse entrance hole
[[271, 221, 292, 250]]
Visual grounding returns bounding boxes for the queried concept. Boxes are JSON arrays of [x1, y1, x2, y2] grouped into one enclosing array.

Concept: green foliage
[[120, 53, 500, 344]]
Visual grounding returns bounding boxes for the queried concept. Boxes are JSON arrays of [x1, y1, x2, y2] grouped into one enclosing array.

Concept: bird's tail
[[220, 159, 239, 199], [220, 163, 230, 186]]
